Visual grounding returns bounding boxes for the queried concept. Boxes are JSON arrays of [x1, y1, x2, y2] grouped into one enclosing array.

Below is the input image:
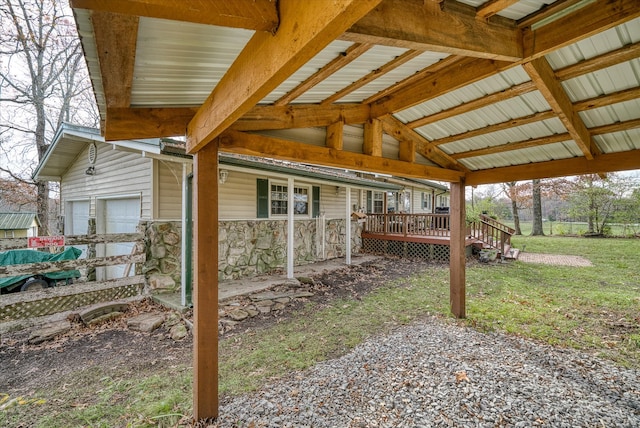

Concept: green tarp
[[0, 247, 82, 289]]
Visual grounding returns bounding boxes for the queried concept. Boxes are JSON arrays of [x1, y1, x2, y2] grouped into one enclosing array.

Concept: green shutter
[[421, 192, 424, 209], [257, 179, 269, 218], [312, 186, 320, 218], [366, 191, 372, 213]]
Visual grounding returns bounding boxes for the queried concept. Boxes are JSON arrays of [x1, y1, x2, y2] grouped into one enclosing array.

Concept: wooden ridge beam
[[275, 43, 373, 106], [450, 132, 571, 160], [407, 81, 537, 129], [523, 57, 598, 159], [186, 0, 382, 154], [218, 130, 465, 182], [522, 0, 640, 59], [343, 0, 522, 61], [91, 11, 138, 108], [71, 0, 279, 32], [466, 149, 640, 185], [322, 49, 423, 105]]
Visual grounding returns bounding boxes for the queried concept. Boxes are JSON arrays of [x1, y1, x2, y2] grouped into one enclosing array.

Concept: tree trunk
[[531, 179, 544, 236], [511, 198, 522, 235]]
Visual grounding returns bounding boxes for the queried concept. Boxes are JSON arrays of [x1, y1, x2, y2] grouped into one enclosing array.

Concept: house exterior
[[0, 212, 40, 239], [35, 123, 449, 291]]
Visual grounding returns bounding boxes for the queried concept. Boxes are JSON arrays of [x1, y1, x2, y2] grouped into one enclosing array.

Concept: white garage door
[[66, 200, 90, 258], [100, 197, 140, 280]]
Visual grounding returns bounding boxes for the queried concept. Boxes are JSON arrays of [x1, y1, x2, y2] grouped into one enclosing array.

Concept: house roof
[[69, 0, 640, 185], [0, 212, 40, 230]]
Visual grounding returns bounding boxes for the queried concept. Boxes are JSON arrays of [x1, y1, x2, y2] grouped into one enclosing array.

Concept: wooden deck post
[[193, 140, 219, 420], [449, 179, 466, 318]]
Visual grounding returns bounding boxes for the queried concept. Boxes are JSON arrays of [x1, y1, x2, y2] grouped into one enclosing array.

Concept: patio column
[[345, 186, 352, 265], [449, 178, 466, 318], [287, 177, 294, 279], [193, 141, 219, 419]]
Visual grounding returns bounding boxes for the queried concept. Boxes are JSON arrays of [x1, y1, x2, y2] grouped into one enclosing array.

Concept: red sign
[[28, 236, 65, 248]]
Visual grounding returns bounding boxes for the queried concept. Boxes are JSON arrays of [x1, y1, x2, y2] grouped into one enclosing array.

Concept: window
[[422, 192, 432, 211], [373, 192, 384, 213], [270, 184, 309, 216], [3, 230, 15, 238], [437, 195, 449, 207]]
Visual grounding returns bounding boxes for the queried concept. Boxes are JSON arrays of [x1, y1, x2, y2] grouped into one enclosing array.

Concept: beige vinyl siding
[[218, 169, 258, 220], [156, 160, 185, 220], [321, 185, 356, 219], [60, 143, 152, 219]]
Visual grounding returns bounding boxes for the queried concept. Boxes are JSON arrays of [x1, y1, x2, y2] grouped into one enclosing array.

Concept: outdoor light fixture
[[85, 166, 95, 175], [335, 186, 340, 195], [219, 169, 229, 184]]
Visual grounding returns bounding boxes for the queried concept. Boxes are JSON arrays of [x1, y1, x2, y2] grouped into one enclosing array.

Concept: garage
[[97, 196, 141, 280]]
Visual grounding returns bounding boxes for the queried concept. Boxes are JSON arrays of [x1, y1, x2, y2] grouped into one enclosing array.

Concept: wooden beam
[[326, 121, 344, 150], [105, 107, 197, 140], [522, 0, 640, 59], [476, 0, 519, 20], [380, 115, 463, 170], [589, 117, 640, 136], [343, 0, 522, 61], [407, 81, 537, 129], [450, 132, 571, 159], [321, 50, 423, 105], [573, 87, 640, 112], [192, 140, 219, 420], [363, 118, 383, 156], [275, 43, 373, 106], [218, 130, 465, 182], [91, 11, 138, 108], [449, 179, 466, 319], [523, 57, 598, 159], [186, 0, 383, 154], [371, 57, 511, 117], [465, 149, 640, 185], [71, 0, 279, 32], [231, 104, 371, 131], [554, 41, 640, 81], [398, 139, 416, 163], [517, 0, 583, 28]]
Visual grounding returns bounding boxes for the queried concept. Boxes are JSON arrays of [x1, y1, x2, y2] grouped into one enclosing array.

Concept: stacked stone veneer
[[218, 219, 363, 281], [141, 219, 363, 291]]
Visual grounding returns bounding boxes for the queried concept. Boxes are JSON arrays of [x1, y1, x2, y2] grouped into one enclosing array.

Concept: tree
[[531, 179, 544, 236], [0, 0, 96, 234], [502, 181, 525, 235]]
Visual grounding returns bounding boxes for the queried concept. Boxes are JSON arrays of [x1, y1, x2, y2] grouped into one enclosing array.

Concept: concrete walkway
[[518, 252, 593, 267]]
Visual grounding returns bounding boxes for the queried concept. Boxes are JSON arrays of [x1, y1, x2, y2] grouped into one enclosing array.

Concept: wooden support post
[[449, 179, 466, 318], [193, 140, 219, 420]]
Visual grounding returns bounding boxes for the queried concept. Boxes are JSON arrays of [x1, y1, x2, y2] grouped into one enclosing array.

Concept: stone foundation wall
[[219, 219, 362, 281], [141, 221, 182, 293]]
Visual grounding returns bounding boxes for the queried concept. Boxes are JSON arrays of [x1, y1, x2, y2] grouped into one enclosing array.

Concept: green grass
[[2, 234, 639, 426]]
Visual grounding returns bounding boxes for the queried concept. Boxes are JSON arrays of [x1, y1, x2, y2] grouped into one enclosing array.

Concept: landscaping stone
[[169, 323, 188, 340], [127, 313, 165, 332], [148, 273, 176, 293], [28, 320, 71, 344], [228, 309, 250, 321], [86, 312, 124, 326]]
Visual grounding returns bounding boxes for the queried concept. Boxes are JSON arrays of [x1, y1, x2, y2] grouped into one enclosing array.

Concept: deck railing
[[468, 214, 514, 256]]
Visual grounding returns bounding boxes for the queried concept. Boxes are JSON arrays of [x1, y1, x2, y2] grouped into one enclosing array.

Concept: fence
[[0, 233, 146, 323]]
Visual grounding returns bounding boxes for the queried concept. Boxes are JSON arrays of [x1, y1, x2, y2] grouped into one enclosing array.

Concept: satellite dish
[[88, 142, 97, 165]]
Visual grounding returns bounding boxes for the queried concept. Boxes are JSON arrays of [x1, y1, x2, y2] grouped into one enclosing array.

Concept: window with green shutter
[[256, 178, 269, 218]]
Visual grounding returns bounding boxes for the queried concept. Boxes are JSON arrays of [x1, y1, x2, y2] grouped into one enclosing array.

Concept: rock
[[128, 313, 165, 332], [164, 311, 182, 327], [86, 312, 123, 326], [272, 303, 286, 311], [291, 291, 314, 299], [79, 302, 129, 324], [274, 297, 290, 304], [257, 305, 271, 314], [169, 323, 188, 340], [148, 273, 176, 292], [246, 308, 260, 317], [228, 309, 249, 321], [250, 291, 293, 301], [163, 231, 181, 246], [297, 276, 315, 285], [28, 320, 71, 344]]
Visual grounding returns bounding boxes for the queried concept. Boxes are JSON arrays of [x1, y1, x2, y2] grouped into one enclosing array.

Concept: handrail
[[479, 214, 515, 235], [469, 216, 513, 256]]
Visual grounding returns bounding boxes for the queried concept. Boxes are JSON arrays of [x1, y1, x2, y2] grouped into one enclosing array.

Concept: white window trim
[[269, 180, 311, 218]]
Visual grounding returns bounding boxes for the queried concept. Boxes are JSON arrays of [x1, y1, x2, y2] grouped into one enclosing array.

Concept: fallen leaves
[[455, 370, 470, 383]]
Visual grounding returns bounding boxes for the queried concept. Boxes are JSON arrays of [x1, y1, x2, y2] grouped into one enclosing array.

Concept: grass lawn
[[2, 235, 638, 427]]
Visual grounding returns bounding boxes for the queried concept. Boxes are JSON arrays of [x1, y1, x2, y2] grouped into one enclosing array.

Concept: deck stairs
[[469, 215, 519, 260]]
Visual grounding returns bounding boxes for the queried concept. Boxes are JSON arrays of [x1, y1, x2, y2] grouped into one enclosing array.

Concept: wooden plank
[[71, 0, 279, 32], [186, 0, 383, 154], [371, 57, 511, 117], [523, 57, 598, 159], [589, 117, 640, 136], [522, 0, 640, 59], [449, 179, 466, 319], [91, 11, 138, 108], [326, 121, 344, 150], [465, 149, 640, 185], [476, 0, 519, 20], [321, 50, 423, 105], [274, 43, 373, 106], [363, 118, 383, 157], [554, 41, 640, 81], [0, 253, 146, 278], [343, 0, 522, 61], [573, 87, 640, 112], [218, 130, 465, 182], [450, 132, 571, 159], [232, 104, 371, 131], [193, 140, 220, 419], [105, 107, 197, 141]]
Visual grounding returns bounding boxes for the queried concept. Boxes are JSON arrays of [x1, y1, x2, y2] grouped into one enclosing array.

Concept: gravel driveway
[[213, 316, 639, 427]]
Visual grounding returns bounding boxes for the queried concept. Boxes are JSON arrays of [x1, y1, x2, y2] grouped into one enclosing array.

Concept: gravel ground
[[213, 316, 640, 427]]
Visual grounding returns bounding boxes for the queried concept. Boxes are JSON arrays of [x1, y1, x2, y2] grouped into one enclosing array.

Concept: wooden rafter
[[407, 81, 537, 129], [523, 57, 598, 159], [573, 87, 640, 112], [517, 0, 584, 28], [91, 11, 138, 108], [466, 149, 640, 185], [450, 132, 571, 160], [321, 49, 423, 105], [589, 117, 640, 136], [71, 0, 279, 32], [522, 0, 640, 59], [343, 0, 522, 61], [186, 0, 383, 154], [274, 43, 374, 106], [218, 130, 465, 182], [554, 41, 640, 81], [476, 0, 519, 20], [105, 107, 197, 140]]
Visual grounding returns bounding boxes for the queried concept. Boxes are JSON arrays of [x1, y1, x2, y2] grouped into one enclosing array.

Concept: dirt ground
[[0, 257, 435, 398]]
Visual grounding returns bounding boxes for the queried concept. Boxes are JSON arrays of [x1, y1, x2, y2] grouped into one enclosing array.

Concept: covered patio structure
[[69, 0, 640, 420]]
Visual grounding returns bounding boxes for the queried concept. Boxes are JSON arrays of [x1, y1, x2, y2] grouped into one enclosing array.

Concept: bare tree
[[0, 0, 97, 235], [531, 179, 544, 236]]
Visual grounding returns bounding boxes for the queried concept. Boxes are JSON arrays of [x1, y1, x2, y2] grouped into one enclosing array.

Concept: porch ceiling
[[70, 0, 640, 184]]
